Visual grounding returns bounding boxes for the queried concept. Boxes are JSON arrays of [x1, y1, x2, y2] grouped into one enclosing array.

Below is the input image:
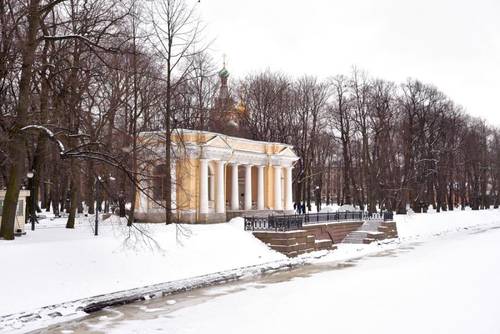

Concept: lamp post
[[26, 170, 37, 231], [95, 176, 100, 236], [315, 185, 320, 212]]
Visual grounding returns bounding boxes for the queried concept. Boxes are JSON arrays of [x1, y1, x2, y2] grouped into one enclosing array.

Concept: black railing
[[269, 215, 304, 231], [303, 211, 364, 224], [243, 216, 271, 231], [244, 215, 304, 232], [244, 211, 394, 232], [383, 211, 394, 221]]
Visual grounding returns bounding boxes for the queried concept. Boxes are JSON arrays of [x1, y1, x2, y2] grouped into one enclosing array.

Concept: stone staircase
[[342, 220, 385, 244]]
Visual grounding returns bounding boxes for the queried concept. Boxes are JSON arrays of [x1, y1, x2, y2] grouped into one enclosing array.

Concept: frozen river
[[41, 226, 500, 334]]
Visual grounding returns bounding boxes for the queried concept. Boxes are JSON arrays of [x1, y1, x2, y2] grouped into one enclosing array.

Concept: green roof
[[219, 67, 230, 78]]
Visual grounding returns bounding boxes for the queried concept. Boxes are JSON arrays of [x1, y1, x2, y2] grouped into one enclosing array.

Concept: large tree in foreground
[[1, 0, 47, 240]]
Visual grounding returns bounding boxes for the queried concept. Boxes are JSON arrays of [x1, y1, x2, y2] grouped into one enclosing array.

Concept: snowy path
[[48, 225, 500, 334]]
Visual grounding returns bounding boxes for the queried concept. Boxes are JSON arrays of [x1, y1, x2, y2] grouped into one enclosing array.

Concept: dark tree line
[[1, 0, 498, 241], [0, 0, 211, 239], [235, 70, 500, 214]]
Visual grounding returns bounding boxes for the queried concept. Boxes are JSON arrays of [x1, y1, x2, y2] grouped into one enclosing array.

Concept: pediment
[[204, 135, 232, 150], [278, 146, 298, 158]]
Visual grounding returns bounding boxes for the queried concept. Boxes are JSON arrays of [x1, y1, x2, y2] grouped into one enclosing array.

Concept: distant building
[[209, 63, 246, 136], [134, 130, 299, 223], [0, 190, 30, 234]]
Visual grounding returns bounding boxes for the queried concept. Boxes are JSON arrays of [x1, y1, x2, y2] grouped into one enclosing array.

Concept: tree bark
[[0, 0, 41, 240]]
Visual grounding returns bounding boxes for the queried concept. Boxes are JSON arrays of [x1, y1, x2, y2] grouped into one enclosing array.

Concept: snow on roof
[[139, 129, 296, 149]]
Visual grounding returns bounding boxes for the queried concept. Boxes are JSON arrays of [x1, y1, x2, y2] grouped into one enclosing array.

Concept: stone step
[[342, 230, 368, 243], [342, 237, 365, 242], [363, 238, 376, 244], [342, 239, 365, 244], [341, 219, 385, 244]]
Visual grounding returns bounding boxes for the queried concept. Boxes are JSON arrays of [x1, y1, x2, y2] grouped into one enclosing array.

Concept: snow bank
[[395, 208, 500, 240], [0, 216, 284, 317], [303, 208, 500, 268], [319, 204, 340, 213]]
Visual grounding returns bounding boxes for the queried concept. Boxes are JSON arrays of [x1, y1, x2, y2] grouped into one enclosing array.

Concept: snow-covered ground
[[0, 215, 285, 317], [100, 223, 500, 334], [0, 208, 499, 332], [394, 207, 500, 240]]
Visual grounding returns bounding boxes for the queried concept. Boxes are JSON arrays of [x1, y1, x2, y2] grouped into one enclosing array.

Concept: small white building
[[0, 190, 31, 234]]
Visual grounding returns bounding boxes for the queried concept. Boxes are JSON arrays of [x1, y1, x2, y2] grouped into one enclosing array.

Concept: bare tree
[[1, 0, 47, 239], [329, 75, 354, 205], [148, 0, 205, 224]]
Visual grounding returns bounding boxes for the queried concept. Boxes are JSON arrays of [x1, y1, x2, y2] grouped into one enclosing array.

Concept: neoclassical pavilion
[[134, 129, 299, 223]]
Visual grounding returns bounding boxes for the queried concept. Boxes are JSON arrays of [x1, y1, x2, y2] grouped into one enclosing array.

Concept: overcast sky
[[196, 0, 500, 125]]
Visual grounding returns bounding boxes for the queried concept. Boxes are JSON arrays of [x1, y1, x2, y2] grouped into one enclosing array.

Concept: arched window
[[153, 164, 168, 200]]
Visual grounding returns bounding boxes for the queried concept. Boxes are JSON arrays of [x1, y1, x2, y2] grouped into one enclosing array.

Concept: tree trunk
[[86, 161, 95, 214], [66, 161, 79, 228], [0, 0, 41, 240]]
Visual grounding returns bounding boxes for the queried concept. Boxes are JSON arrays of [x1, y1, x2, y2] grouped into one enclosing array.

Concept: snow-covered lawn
[[0, 208, 499, 324], [0, 216, 285, 317], [395, 208, 500, 240]]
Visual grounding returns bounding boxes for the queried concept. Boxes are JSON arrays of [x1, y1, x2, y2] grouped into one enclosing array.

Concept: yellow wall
[[138, 130, 298, 218], [176, 158, 198, 213]]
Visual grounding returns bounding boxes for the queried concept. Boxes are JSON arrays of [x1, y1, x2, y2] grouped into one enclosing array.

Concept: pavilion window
[[153, 164, 168, 201]]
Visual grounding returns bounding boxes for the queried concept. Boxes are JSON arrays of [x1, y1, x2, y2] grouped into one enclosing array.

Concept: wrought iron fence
[[269, 215, 304, 231], [244, 211, 394, 231], [303, 211, 363, 224], [383, 211, 394, 221], [244, 215, 304, 231]]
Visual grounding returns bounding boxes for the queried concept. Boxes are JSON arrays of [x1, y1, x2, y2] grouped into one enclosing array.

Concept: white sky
[[195, 0, 500, 126]]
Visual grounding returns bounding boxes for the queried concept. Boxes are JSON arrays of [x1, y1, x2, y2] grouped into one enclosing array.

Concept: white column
[[171, 159, 177, 211], [244, 165, 252, 211], [285, 166, 293, 211], [231, 163, 239, 210], [273, 166, 283, 210], [199, 159, 209, 214], [257, 166, 265, 210], [215, 160, 226, 213]]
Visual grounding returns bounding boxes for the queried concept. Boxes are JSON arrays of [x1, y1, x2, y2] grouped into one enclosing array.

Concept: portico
[[135, 129, 299, 224]]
